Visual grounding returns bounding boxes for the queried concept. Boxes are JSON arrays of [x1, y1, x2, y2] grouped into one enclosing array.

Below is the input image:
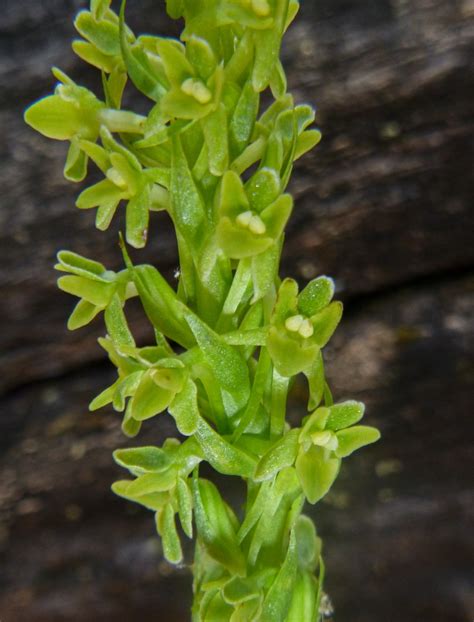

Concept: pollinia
[[25, 1, 380, 619]]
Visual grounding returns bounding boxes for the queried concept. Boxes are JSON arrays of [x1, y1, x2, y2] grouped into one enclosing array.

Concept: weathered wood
[[0, 0, 473, 392], [0, 275, 472, 621], [283, 1, 474, 295], [1, 0, 473, 620]]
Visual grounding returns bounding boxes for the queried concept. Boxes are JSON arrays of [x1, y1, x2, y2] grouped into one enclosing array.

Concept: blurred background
[[1, 0, 473, 620]]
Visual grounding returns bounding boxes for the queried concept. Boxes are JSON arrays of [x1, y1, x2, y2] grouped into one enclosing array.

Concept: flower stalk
[[25, 1, 380, 619]]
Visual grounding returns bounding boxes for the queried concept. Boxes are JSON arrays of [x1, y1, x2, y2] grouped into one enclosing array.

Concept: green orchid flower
[[217, 0, 300, 92], [216, 168, 292, 259], [154, 36, 224, 122], [113, 438, 202, 563], [133, 34, 229, 173], [90, 339, 187, 437], [296, 401, 381, 503], [257, 99, 322, 187], [76, 128, 169, 247], [24, 69, 105, 182], [73, 7, 128, 108], [231, 95, 322, 190], [255, 401, 380, 505], [24, 68, 145, 183], [55, 250, 133, 330], [267, 277, 342, 377]]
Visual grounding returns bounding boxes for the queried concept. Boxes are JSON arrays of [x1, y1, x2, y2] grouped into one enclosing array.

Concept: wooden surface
[[1, 0, 473, 620]]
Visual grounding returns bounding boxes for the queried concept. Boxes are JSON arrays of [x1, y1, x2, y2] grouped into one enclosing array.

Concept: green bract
[[26, 1, 380, 620]]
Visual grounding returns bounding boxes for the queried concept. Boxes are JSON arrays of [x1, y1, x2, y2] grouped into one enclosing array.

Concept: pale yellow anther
[[285, 315, 304, 333], [106, 167, 127, 190], [181, 78, 211, 104], [298, 318, 314, 339], [192, 82, 212, 104], [236, 211, 266, 235], [252, 0, 271, 17], [248, 214, 266, 235], [310, 430, 338, 451], [236, 210, 253, 228], [181, 78, 195, 96]]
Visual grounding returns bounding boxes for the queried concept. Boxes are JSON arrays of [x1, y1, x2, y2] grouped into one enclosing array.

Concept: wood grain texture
[[1, 0, 473, 393], [0, 0, 473, 620]]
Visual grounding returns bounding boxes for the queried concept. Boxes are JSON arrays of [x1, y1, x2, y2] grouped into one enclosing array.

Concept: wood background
[[0, 0, 473, 620]]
